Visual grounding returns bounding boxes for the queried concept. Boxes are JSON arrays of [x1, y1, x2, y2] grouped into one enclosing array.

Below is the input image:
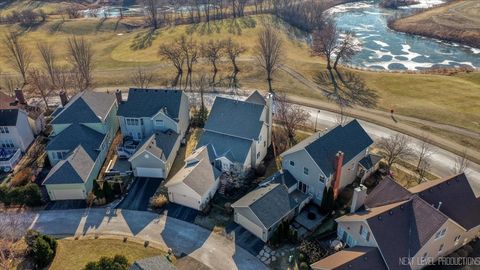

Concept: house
[[1, 89, 45, 135], [42, 91, 119, 200], [280, 119, 375, 204], [116, 88, 189, 179], [0, 108, 34, 172], [196, 91, 273, 172], [312, 173, 480, 270], [129, 256, 177, 270], [231, 170, 310, 242], [165, 145, 221, 210]]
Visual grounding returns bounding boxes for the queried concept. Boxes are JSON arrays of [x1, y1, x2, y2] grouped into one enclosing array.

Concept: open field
[[0, 12, 479, 147], [391, 0, 480, 49], [49, 238, 166, 270]]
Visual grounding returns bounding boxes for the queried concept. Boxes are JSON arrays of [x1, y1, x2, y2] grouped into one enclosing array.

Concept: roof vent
[[389, 210, 393, 215], [437, 201, 442, 210], [378, 216, 382, 220]]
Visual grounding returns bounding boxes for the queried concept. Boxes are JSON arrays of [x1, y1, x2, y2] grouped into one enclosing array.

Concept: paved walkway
[[4, 209, 267, 270]]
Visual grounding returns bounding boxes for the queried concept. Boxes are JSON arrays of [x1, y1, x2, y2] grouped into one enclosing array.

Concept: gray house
[[43, 91, 119, 200], [280, 119, 375, 204], [116, 88, 189, 179], [197, 91, 273, 172]]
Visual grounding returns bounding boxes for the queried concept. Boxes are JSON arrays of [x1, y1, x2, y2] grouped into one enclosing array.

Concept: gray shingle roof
[[46, 124, 105, 160], [43, 146, 94, 185], [197, 131, 253, 165], [261, 170, 297, 189], [245, 90, 266, 105], [133, 130, 179, 161], [129, 256, 177, 270], [365, 176, 412, 209], [0, 109, 19, 126], [232, 183, 300, 229], [359, 153, 383, 170], [302, 119, 373, 176], [118, 88, 184, 119], [165, 146, 219, 196], [51, 91, 115, 124], [204, 96, 265, 140]]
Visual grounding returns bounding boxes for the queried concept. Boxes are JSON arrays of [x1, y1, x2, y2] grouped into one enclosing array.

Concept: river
[[328, 0, 480, 71]]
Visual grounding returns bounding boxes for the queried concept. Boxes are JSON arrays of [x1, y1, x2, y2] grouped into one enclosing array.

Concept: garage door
[[135, 167, 164, 178], [51, 189, 85, 200]]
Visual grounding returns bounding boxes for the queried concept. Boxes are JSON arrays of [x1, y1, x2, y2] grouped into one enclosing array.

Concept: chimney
[[350, 184, 368, 213], [332, 151, 344, 200], [115, 89, 123, 104], [266, 92, 274, 146], [59, 91, 68, 107], [15, 88, 26, 104]]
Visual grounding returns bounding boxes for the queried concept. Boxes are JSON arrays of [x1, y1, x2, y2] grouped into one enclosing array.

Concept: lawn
[[0, 12, 479, 146], [49, 238, 167, 270]]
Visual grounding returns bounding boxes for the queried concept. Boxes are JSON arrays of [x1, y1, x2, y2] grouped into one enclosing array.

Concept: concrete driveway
[[4, 209, 266, 270], [117, 177, 162, 211]]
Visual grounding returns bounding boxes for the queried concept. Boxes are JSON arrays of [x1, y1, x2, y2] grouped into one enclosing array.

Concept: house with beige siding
[[116, 88, 189, 179], [42, 91, 119, 200], [312, 173, 480, 270]]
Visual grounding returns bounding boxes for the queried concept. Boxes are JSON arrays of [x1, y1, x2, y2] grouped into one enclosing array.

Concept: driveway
[[163, 203, 199, 223], [226, 223, 265, 256], [117, 177, 162, 211], [2, 209, 267, 270]]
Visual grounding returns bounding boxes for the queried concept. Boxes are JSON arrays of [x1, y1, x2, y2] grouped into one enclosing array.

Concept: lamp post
[[314, 110, 320, 132]]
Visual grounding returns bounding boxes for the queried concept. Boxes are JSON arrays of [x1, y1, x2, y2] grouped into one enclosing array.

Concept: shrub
[[11, 168, 33, 187], [299, 262, 309, 270], [0, 185, 10, 205], [23, 184, 43, 207], [103, 182, 115, 202], [84, 255, 129, 270], [255, 163, 266, 177], [32, 237, 55, 267], [25, 229, 41, 250], [150, 194, 168, 209]]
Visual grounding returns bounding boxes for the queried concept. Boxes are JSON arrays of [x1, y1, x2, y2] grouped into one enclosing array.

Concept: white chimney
[[350, 184, 368, 213]]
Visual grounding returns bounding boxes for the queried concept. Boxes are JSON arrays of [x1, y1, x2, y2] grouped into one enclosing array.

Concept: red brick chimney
[[15, 88, 26, 104], [59, 91, 68, 107], [332, 151, 344, 200], [115, 89, 123, 104]]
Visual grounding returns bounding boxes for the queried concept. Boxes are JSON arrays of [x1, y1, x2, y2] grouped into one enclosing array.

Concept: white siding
[[234, 210, 267, 242], [168, 184, 202, 210]]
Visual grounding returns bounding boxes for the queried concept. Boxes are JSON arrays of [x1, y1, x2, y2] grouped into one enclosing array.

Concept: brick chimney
[[332, 151, 344, 200], [15, 88, 26, 104], [59, 91, 68, 107], [115, 89, 123, 104]]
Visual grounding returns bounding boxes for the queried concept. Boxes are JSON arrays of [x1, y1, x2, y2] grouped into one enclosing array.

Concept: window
[[320, 175, 326, 183], [454, 235, 461, 245], [359, 225, 369, 241], [0, 127, 9, 133], [264, 141, 266, 147], [1, 140, 15, 148], [438, 244, 444, 253], [298, 181, 307, 193], [435, 228, 447, 240], [256, 152, 260, 159], [289, 160, 295, 167], [126, 118, 139, 126], [155, 119, 164, 127], [303, 167, 309, 175], [422, 253, 428, 263], [52, 151, 67, 160], [259, 134, 262, 142]]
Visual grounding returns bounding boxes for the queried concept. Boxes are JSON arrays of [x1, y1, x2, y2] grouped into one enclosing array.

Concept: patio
[[292, 204, 326, 238]]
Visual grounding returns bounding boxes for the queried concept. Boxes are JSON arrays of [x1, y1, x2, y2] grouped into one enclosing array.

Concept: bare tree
[[55, 65, 74, 93], [37, 42, 57, 86], [224, 37, 245, 74], [66, 35, 95, 91], [130, 66, 154, 88], [2, 32, 32, 85], [177, 36, 199, 90], [144, 0, 160, 29], [0, 213, 29, 270], [1, 75, 20, 96], [158, 43, 185, 88], [453, 148, 470, 174], [255, 24, 283, 93], [377, 134, 415, 170], [275, 92, 309, 147], [416, 135, 433, 171], [416, 158, 430, 185], [201, 40, 224, 84], [28, 68, 52, 110]]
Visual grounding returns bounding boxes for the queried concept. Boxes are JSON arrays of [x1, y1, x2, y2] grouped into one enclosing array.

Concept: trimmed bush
[[23, 184, 43, 206], [299, 261, 309, 270], [84, 255, 129, 270], [32, 236, 55, 267], [150, 194, 168, 209], [0, 183, 43, 207]]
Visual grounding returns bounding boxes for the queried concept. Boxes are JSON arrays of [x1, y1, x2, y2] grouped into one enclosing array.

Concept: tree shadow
[[96, 17, 108, 32], [130, 29, 158, 50], [48, 20, 65, 34]]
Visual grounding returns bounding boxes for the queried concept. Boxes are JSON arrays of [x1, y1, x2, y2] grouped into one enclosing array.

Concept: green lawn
[[49, 239, 167, 270]]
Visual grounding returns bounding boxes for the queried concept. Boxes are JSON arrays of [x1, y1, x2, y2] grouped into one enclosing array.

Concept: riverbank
[[389, 0, 480, 49]]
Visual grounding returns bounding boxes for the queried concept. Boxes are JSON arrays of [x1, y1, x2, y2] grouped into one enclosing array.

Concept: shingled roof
[[0, 109, 19, 126], [197, 130, 253, 165], [131, 130, 180, 162], [311, 247, 387, 270], [43, 146, 95, 185], [118, 88, 184, 119], [365, 176, 412, 208]]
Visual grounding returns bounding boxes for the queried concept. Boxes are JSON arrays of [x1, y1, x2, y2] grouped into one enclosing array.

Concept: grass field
[[0, 10, 479, 140], [49, 238, 166, 270], [391, 0, 480, 49]]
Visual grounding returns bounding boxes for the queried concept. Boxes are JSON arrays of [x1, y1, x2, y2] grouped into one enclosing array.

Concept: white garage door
[[52, 189, 85, 200], [135, 167, 164, 178]]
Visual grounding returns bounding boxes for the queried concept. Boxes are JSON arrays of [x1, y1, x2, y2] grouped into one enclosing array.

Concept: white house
[[280, 119, 375, 204], [116, 88, 189, 179], [165, 145, 221, 210], [196, 91, 273, 172], [43, 91, 119, 200]]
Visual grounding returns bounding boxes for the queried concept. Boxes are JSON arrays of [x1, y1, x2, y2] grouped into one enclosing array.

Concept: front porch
[[0, 148, 21, 172]]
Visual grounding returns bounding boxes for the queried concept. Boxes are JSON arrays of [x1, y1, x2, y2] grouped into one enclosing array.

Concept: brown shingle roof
[[365, 176, 412, 208], [310, 247, 387, 270]]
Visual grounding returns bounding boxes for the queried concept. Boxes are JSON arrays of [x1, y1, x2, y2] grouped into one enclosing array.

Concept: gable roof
[[118, 88, 185, 119], [260, 170, 297, 189], [232, 183, 301, 229], [282, 120, 373, 176], [204, 96, 265, 140], [410, 173, 480, 230], [197, 131, 253, 165], [245, 90, 266, 105], [0, 109, 19, 126], [359, 153, 383, 170], [46, 123, 105, 160], [132, 130, 180, 162], [165, 146, 220, 196], [43, 146, 94, 185], [310, 246, 387, 270], [51, 91, 115, 125], [129, 256, 177, 270], [365, 176, 412, 208]]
